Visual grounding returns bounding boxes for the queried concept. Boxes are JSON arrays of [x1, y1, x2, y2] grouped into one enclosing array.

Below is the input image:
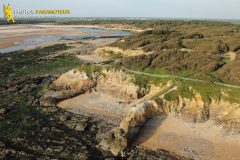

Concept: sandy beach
[[0, 25, 88, 48], [134, 116, 240, 160]]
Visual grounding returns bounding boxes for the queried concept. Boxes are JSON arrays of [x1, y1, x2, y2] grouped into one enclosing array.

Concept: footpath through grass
[[130, 67, 240, 104]]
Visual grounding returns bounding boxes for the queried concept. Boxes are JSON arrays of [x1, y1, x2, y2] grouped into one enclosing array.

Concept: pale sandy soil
[[225, 52, 237, 61], [134, 116, 240, 160], [86, 38, 117, 47], [77, 54, 105, 63], [58, 91, 130, 120], [0, 36, 33, 48], [95, 47, 153, 58], [77, 39, 117, 63], [32, 24, 146, 32]]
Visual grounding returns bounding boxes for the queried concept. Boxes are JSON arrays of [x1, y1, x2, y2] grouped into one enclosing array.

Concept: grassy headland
[[103, 21, 240, 103]]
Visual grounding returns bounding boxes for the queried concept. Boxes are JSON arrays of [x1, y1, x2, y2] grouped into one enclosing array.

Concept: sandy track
[[225, 52, 237, 61]]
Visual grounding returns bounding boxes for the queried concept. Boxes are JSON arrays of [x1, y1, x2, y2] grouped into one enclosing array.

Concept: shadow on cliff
[[131, 115, 167, 146]]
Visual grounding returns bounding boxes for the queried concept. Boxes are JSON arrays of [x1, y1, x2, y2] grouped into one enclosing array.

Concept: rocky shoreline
[[0, 75, 188, 160], [2, 23, 240, 159], [0, 39, 190, 159]]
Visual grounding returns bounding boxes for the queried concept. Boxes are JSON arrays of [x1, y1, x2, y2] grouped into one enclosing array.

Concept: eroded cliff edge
[[40, 66, 240, 159]]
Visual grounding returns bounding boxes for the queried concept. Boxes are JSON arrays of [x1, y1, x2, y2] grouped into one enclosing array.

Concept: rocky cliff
[[98, 69, 149, 99], [40, 69, 97, 107], [39, 68, 240, 158], [99, 84, 240, 156]]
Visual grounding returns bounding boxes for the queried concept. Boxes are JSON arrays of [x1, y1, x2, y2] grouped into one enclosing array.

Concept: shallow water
[[0, 36, 62, 53], [0, 27, 130, 54]]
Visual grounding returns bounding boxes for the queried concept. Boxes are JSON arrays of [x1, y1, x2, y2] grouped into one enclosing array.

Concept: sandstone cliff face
[[209, 99, 240, 129], [40, 69, 148, 107], [52, 69, 89, 91], [98, 69, 148, 99], [120, 100, 164, 139], [162, 93, 240, 129], [99, 100, 164, 156], [100, 85, 240, 156], [95, 46, 152, 58], [162, 93, 209, 123], [40, 69, 240, 157]]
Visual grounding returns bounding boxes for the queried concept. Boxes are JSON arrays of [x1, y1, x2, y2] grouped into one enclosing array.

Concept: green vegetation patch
[[0, 44, 82, 83], [110, 22, 240, 86], [0, 44, 86, 139], [75, 63, 102, 77], [98, 49, 123, 60], [164, 80, 240, 104]]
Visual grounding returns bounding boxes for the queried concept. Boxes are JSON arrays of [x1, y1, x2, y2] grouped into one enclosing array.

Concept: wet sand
[[0, 25, 87, 48], [0, 24, 130, 53]]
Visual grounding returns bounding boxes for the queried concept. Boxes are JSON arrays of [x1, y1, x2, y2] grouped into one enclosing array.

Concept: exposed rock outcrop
[[39, 68, 240, 158], [210, 98, 240, 129], [41, 68, 151, 107], [99, 99, 164, 156], [95, 46, 152, 59], [40, 69, 97, 107], [98, 69, 148, 99], [162, 92, 240, 129], [162, 92, 209, 123], [52, 69, 89, 90], [99, 85, 240, 156]]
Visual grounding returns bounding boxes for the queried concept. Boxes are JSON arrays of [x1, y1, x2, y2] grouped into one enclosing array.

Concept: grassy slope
[[108, 22, 240, 103]]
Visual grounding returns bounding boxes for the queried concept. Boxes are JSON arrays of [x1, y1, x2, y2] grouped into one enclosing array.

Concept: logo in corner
[[3, 3, 15, 23]]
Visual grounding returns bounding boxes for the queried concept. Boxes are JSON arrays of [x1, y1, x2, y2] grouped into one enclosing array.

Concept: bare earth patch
[[58, 91, 129, 120], [225, 52, 237, 61]]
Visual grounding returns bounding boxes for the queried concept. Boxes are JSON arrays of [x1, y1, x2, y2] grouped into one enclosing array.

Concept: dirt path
[[134, 116, 240, 160], [77, 54, 104, 63], [122, 67, 240, 89], [225, 52, 237, 61]]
